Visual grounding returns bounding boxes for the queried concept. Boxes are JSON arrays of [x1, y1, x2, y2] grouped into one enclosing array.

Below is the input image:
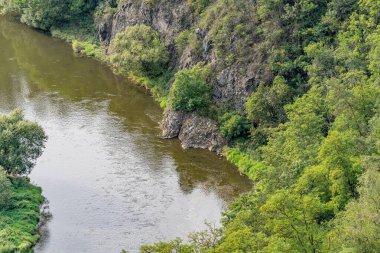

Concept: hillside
[[1, 0, 379, 252]]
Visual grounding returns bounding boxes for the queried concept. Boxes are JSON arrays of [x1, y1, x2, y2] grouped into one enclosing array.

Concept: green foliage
[[3, 0, 380, 252], [93, 0, 117, 26], [261, 86, 328, 190], [245, 75, 290, 128], [168, 63, 211, 112], [187, 0, 211, 14], [0, 168, 12, 210], [0, 0, 99, 30], [225, 148, 266, 182], [125, 0, 380, 251], [219, 113, 250, 142], [0, 177, 44, 252], [140, 223, 222, 253], [72, 40, 101, 57], [141, 239, 194, 253], [327, 169, 380, 253], [199, 0, 258, 66], [109, 25, 169, 77], [0, 110, 47, 175], [50, 13, 98, 44], [174, 30, 201, 54]]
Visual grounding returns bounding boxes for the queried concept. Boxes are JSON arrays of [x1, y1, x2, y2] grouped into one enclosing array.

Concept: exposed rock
[[98, 17, 113, 45], [111, 0, 195, 47], [178, 46, 198, 70], [179, 114, 227, 155], [161, 108, 226, 155], [213, 64, 259, 111], [161, 108, 185, 139]]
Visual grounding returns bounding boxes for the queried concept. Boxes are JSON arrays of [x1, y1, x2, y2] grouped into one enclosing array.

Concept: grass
[[225, 147, 266, 182], [0, 177, 44, 253]]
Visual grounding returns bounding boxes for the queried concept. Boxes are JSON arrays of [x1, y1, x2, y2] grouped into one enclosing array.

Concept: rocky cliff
[[97, 0, 267, 154]]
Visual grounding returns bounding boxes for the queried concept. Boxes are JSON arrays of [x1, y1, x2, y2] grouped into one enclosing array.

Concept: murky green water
[[0, 17, 252, 253]]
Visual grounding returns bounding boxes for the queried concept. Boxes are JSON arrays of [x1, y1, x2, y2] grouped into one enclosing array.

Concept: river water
[[0, 17, 252, 253]]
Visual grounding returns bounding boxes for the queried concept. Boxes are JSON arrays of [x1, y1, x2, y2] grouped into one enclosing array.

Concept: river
[[0, 17, 252, 253]]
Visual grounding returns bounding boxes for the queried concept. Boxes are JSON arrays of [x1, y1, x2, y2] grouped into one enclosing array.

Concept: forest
[[0, 0, 379, 252]]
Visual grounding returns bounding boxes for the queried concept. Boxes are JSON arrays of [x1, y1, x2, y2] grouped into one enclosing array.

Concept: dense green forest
[[1, 0, 379, 252]]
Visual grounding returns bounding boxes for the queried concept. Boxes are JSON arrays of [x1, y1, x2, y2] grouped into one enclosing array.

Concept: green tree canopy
[[168, 63, 211, 112], [0, 110, 47, 175]]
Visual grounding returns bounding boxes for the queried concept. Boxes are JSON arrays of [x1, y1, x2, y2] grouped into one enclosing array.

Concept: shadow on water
[[0, 16, 252, 253]]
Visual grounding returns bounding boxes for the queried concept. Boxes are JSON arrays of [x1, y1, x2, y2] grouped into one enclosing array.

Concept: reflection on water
[[0, 17, 252, 253]]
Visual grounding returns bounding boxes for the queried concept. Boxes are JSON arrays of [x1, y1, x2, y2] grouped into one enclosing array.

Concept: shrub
[[109, 25, 169, 77], [219, 113, 250, 141], [175, 30, 192, 51], [175, 29, 202, 55], [187, 0, 211, 13], [72, 40, 100, 57], [168, 63, 211, 112]]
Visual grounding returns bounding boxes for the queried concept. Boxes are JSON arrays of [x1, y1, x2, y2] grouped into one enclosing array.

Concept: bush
[[109, 25, 169, 77], [175, 30, 192, 51], [219, 113, 250, 141], [168, 63, 211, 112], [72, 40, 100, 57], [187, 0, 211, 13]]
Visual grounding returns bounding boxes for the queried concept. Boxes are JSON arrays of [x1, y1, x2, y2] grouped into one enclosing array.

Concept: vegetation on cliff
[[0, 110, 47, 252], [1, 0, 379, 252]]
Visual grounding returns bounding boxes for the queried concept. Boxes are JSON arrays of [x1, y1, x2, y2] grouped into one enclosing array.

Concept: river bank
[[0, 177, 44, 252]]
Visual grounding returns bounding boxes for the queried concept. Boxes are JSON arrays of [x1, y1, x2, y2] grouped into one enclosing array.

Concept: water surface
[[0, 17, 252, 253]]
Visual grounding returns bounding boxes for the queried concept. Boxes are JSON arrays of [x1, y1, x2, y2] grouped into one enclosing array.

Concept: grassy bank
[[0, 177, 44, 253]]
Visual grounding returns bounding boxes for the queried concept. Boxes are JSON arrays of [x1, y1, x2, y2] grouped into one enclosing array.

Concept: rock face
[[161, 108, 185, 139], [178, 114, 227, 155], [98, 0, 267, 153], [111, 0, 195, 44], [161, 109, 226, 155], [101, 0, 267, 111]]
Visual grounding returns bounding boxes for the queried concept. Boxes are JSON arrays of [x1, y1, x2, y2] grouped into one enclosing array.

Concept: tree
[[0, 110, 47, 175], [327, 169, 380, 253], [0, 0, 99, 30], [261, 85, 327, 190], [168, 63, 211, 112], [260, 190, 327, 253]]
